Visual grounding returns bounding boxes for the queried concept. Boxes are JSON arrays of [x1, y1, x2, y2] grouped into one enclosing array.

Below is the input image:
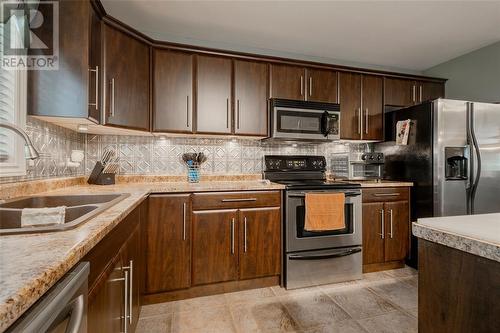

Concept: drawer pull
[[373, 193, 401, 197], [221, 198, 257, 202]]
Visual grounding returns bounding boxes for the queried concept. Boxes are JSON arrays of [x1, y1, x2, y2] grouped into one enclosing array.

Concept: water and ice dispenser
[[445, 147, 468, 180]]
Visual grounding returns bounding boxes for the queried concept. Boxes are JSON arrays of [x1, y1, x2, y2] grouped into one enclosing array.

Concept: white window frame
[[0, 16, 27, 176]]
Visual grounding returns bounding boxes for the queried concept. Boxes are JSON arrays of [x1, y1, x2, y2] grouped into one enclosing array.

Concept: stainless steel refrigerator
[[376, 99, 500, 267]]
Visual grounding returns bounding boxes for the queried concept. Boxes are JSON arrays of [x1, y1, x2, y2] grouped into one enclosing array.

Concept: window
[[0, 15, 27, 176]]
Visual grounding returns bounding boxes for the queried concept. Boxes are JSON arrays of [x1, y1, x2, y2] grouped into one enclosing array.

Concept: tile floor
[[137, 266, 418, 333]]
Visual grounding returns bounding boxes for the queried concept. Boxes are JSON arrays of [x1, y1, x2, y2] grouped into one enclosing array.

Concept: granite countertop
[[413, 213, 500, 263], [0, 179, 284, 332], [349, 180, 413, 188]]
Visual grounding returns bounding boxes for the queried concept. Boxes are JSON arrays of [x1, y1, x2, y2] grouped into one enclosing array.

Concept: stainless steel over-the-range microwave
[[268, 99, 340, 141]]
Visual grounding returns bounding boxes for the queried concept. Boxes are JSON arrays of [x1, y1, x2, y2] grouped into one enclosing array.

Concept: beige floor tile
[[172, 305, 236, 333], [406, 307, 418, 318], [361, 271, 393, 283], [398, 275, 418, 288], [140, 302, 177, 318], [281, 291, 351, 330], [175, 293, 227, 312], [225, 287, 275, 305], [136, 314, 173, 333], [368, 278, 418, 310], [327, 287, 396, 319], [230, 298, 300, 332], [318, 280, 362, 294], [385, 266, 418, 278], [357, 311, 417, 333], [272, 285, 321, 297], [300, 320, 368, 333]]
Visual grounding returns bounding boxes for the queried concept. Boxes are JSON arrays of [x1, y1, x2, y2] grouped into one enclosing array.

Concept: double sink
[[0, 193, 129, 235]]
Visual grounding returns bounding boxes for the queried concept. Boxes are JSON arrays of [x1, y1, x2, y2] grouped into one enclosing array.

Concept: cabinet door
[[362, 75, 383, 141], [196, 55, 232, 134], [384, 77, 415, 107], [239, 207, 281, 280], [103, 24, 150, 131], [420, 81, 445, 103], [192, 210, 238, 285], [362, 202, 385, 265], [153, 49, 193, 133], [384, 201, 410, 262], [339, 72, 362, 140], [270, 64, 305, 100], [234, 60, 268, 136], [121, 225, 141, 331], [146, 195, 191, 293], [307, 68, 338, 103]]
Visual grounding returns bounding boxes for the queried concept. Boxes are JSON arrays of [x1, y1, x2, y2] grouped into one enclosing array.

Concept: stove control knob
[[361, 154, 367, 161]]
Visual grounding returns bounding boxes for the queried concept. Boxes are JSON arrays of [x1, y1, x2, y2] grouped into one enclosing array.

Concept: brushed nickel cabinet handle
[[122, 270, 129, 333], [373, 193, 400, 197], [89, 66, 99, 110], [226, 98, 229, 129], [358, 108, 362, 134], [300, 76, 304, 96], [244, 216, 248, 253], [419, 85, 423, 102], [389, 209, 394, 238], [182, 202, 187, 240], [186, 95, 190, 128], [380, 209, 385, 239], [221, 198, 257, 202], [237, 99, 240, 130], [231, 218, 235, 254], [412, 85, 416, 103], [122, 260, 133, 324], [365, 108, 369, 134], [309, 76, 312, 96], [110, 78, 115, 117]]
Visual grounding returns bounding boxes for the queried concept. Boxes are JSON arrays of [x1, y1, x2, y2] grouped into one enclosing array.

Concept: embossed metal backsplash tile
[[85, 135, 367, 176], [0, 117, 85, 184]]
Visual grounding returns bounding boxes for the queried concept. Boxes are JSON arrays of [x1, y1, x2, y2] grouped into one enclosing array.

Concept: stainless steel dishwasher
[[7, 262, 89, 333]]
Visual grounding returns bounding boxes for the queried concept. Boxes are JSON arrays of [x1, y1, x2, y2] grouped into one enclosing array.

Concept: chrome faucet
[[0, 122, 40, 159]]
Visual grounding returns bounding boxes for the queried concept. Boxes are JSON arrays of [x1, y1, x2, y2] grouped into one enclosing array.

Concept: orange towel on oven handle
[[304, 192, 346, 231]]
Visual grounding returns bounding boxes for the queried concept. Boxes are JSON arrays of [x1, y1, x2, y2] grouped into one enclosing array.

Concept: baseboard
[[363, 260, 405, 273], [142, 275, 280, 304]]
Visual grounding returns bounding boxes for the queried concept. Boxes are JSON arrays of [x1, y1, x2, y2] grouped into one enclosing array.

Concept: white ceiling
[[101, 0, 500, 73]]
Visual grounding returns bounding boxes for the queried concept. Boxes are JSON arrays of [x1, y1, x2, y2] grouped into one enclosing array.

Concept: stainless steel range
[[264, 155, 362, 289]]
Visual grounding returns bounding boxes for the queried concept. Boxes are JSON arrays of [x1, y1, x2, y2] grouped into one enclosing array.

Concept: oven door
[[273, 107, 327, 140], [286, 189, 362, 252]]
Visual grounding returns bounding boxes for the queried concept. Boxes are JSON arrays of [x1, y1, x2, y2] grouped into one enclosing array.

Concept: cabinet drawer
[[362, 187, 409, 203], [192, 191, 281, 210]]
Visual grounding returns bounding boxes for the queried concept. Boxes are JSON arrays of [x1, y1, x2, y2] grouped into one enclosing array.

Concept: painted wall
[[424, 41, 500, 103]]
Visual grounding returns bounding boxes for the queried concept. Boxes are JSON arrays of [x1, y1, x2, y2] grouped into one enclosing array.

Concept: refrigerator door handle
[[469, 103, 482, 214]]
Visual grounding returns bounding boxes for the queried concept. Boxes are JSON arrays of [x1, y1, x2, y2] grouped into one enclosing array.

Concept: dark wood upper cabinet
[[239, 207, 281, 280], [384, 200, 410, 262], [384, 77, 415, 107], [234, 60, 269, 136], [88, 7, 101, 122], [103, 24, 150, 131], [420, 81, 445, 102], [153, 49, 193, 133], [28, 0, 95, 120], [306, 69, 338, 103], [270, 64, 306, 100], [339, 72, 362, 140], [362, 75, 383, 141], [196, 55, 232, 134], [146, 195, 191, 293]]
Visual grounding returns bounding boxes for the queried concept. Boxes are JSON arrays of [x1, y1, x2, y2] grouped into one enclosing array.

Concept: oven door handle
[[288, 192, 361, 198], [289, 248, 361, 260]]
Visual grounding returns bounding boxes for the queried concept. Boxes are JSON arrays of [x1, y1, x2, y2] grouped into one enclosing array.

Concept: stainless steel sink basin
[[0, 193, 130, 235]]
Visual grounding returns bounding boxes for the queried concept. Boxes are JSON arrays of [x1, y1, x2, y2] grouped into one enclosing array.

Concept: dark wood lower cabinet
[[239, 207, 281, 280], [362, 188, 410, 272], [146, 195, 191, 293], [192, 209, 239, 285], [419, 239, 500, 333]]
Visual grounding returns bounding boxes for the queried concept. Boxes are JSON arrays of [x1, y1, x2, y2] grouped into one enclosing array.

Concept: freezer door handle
[[289, 248, 361, 260]]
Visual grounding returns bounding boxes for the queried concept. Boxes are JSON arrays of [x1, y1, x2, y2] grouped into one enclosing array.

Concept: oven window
[[277, 110, 322, 134], [296, 203, 354, 237]]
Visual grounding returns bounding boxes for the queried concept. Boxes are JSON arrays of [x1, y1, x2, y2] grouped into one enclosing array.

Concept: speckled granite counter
[[413, 213, 500, 263], [0, 179, 284, 332]]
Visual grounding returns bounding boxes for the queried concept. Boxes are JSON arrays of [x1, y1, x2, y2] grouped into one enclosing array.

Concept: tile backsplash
[[0, 118, 368, 184], [0, 118, 85, 184]]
